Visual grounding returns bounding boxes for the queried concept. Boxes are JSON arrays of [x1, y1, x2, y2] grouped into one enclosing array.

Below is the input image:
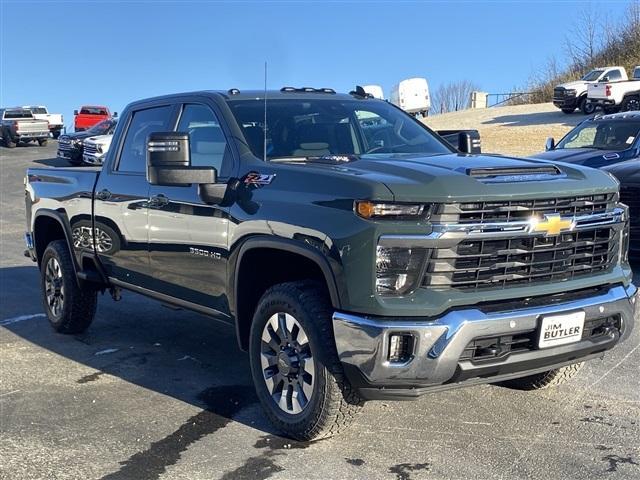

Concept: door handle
[[149, 194, 169, 208], [96, 189, 112, 201]]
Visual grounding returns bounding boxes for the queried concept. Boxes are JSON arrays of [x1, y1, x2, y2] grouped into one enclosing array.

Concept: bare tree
[[564, 8, 602, 70], [432, 80, 480, 114]]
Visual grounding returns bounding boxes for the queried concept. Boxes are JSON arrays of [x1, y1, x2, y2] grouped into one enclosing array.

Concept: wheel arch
[[231, 236, 344, 351], [33, 210, 80, 281]]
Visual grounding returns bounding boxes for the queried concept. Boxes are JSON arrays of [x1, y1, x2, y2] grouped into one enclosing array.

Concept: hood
[[530, 148, 633, 168], [277, 153, 618, 202], [59, 130, 98, 141], [85, 134, 113, 146], [556, 80, 588, 90], [603, 159, 640, 185]]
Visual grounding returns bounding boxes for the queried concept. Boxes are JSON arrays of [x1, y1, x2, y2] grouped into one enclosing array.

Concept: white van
[[362, 85, 384, 100], [390, 78, 430, 116]]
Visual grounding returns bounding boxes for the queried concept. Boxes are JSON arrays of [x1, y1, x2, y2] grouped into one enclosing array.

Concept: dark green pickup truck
[[25, 88, 636, 440]]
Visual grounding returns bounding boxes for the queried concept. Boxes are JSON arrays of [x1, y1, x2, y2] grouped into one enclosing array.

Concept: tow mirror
[[146, 132, 227, 204], [73, 110, 78, 116], [456, 131, 481, 154], [113, 112, 118, 118], [545, 137, 555, 151]]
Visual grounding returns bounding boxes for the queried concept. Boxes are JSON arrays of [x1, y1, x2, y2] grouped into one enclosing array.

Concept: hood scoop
[[466, 165, 564, 183]]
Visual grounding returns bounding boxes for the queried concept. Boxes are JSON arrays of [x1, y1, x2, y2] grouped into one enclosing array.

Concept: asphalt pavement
[[1, 142, 639, 480]]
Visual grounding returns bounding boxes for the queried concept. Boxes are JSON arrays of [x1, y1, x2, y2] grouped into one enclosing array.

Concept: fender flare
[[230, 236, 346, 348], [33, 209, 81, 280]]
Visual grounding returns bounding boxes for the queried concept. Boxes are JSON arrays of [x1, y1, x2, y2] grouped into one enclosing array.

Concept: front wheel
[[621, 95, 640, 112], [249, 281, 362, 441], [41, 240, 97, 334], [3, 131, 16, 148], [579, 97, 596, 115], [561, 108, 575, 114], [499, 362, 584, 390]]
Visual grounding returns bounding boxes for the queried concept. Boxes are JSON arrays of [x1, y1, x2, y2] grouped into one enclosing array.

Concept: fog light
[[388, 333, 414, 364]]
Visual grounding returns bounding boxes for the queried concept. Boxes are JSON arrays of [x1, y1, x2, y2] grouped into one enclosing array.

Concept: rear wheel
[[41, 240, 97, 334], [3, 131, 16, 148], [579, 97, 596, 115], [52, 130, 61, 140], [621, 95, 640, 112], [499, 362, 584, 390], [38, 138, 48, 146], [249, 281, 362, 441]]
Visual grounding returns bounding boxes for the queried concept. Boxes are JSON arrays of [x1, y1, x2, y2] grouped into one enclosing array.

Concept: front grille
[[459, 315, 620, 362], [425, 227, 619, 290], [58, 138, 73, 151], [620, 185, 639, 227], [447, 193, 615, 224], [553, 88, 566, 100], [83, 143, 98, 155]]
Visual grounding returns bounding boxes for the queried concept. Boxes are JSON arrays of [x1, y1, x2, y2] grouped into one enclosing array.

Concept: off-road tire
[[249, 281, 363, 441], [621, 95, 640, 112], [579, 97, 596, 115], [38, 138, 48, 146], [561, 108, 575, 114], [500, 362, 585, 390], [41, 239, 97, 334], [3, 131, 16, 148]]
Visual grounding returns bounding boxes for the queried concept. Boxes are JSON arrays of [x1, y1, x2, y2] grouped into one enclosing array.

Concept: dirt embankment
[[422, 103, 586, 157]]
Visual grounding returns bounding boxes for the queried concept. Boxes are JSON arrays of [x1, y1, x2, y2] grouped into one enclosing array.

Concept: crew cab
[[23, 105, 64, 139], [74, 105, 114, 132], [587, 66, 640, 113], [25, 88, 636, 440], [57, 119, 117, 165], [1, 108, 49, 148], [82, 134, 113, 165], [553, 67, 626, 115], [532, 112, 640, 167]]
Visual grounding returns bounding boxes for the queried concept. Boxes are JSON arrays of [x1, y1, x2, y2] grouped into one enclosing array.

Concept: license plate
[[538, 311, 585, 348]]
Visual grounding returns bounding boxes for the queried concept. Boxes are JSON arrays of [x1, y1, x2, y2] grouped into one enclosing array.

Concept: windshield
[[87, 119, 116, 135], [227, 98, 452, 160], [582, 69, 604, 81], [4, 109, 33, 119], [556, 121, 640, 151]]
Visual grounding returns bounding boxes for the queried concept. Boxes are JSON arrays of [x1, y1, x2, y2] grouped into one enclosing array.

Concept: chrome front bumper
[[333, 283, 637, 399]]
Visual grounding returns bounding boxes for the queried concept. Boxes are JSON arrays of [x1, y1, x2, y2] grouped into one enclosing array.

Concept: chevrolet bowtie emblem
[[530, 214, 575, 236]]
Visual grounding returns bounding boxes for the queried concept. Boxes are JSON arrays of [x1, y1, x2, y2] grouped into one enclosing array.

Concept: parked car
[[587, 66, 640, 114], [390, 77, 430, 116], [603, 159, 640, 260], [22, 105, 64, 139], [82, 134, 113, 165], [0, 108, 49, 148], [57, 119, 117, 165], [362, 85, 384, 99], [553, 66, 627, 115], [74, 105, 114, 132], [531, 112, 640, 168], [25, 87, 636, 441]]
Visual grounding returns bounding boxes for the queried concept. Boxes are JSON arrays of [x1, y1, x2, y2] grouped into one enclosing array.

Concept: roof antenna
[[263, 61, 268, 162]]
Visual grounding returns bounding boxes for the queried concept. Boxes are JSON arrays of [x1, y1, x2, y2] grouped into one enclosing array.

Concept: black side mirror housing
[[147, 131, 217, 186], [113, 112, 118, 118], [436, 130, 481, 154], [73, 110, 78, 116], [545, 137, 555, 151], [600, 76, 610, 82]]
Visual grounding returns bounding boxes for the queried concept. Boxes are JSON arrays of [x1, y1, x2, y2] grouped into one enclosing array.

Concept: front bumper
[[15, 131, 49, 140], [553, 97, 579, 109], [333, 283, 637, 400], [82, 152, 105, 165]]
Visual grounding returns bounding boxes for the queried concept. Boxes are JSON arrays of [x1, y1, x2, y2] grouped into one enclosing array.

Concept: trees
[[432, 80, 479, 114]]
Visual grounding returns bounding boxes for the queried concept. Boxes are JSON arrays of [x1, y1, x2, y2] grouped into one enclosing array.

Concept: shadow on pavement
[[33, 157, 75, 167], [482, 111, 587, 127], [0, 265, 281, 442]]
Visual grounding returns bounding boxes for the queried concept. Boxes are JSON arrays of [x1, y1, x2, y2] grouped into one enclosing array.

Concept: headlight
[[376, 246, 428, 295], [96, 144, 103, 153], [355, 201, 430, 220], [566, 89, 577, 96]]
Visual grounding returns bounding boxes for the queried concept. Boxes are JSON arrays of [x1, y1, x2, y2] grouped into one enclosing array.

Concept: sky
[[0, 0, 634, 128]]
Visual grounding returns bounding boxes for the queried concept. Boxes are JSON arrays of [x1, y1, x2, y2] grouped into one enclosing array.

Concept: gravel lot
[[423, 102, 586, 157], [1, 141, 639, 480]]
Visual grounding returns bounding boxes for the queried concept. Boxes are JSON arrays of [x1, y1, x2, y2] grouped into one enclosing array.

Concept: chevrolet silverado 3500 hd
[[25, 88, 636, 440]]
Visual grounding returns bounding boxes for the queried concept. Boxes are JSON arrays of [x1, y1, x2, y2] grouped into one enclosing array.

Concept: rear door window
[[117, 105, 174, 173]]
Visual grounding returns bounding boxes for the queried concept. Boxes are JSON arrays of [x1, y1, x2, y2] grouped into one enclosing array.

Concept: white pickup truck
[[81, 134, 113, 165], [23, 105, 64, 139], [553, 66, 627, 114], [587, 66, 640, 113]]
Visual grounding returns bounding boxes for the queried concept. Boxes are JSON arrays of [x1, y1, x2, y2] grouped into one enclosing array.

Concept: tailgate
[[16, 120, 49, 134]]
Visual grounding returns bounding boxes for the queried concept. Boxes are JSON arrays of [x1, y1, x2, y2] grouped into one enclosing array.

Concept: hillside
[[422, 103, 584, 157]]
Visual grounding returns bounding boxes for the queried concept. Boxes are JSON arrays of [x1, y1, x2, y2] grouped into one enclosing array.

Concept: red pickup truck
[[73, 105, 115, 132]]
